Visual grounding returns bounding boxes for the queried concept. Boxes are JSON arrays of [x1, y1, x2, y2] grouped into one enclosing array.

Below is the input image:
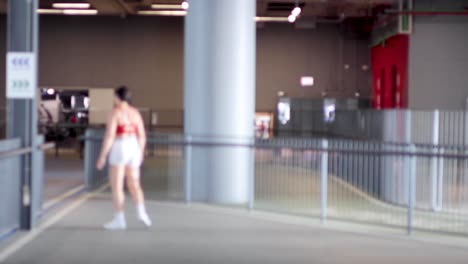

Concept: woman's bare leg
[[126, 167, 144, 204], [104, 165, 127, 230], [110, 165, 126, 211], [126, 167, 152, 227]]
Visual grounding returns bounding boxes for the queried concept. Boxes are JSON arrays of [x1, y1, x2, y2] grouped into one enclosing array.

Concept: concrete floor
[[2, 192, 468, 264], [138, 155, 468, 235], [44, 152, 84, 202], [3, 148, 464, 263]]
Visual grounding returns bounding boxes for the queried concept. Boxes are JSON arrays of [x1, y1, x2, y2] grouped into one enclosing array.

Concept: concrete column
[[184, 0, 256, 204], [7, 0, 39, 229]]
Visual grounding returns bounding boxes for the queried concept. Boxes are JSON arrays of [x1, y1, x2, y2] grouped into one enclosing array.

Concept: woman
[[96, 86, 152, 230]]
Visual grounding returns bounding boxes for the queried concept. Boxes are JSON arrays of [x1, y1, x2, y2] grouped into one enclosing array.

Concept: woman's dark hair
[[115, 86, 132, 103]]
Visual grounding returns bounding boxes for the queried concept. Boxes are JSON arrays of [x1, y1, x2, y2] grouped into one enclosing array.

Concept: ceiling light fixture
[[151, 4, 183, 9], [181, 1, 189, 10], [52, 3, 91, 9], [255, 16, 289, 22], [288, 0, 301, 23], [138, 10, 187, 16], [292, 7, 301, 16], [63, 9, 98, 15], [37, 9, 98, 15], [37, 9, 63, 14]]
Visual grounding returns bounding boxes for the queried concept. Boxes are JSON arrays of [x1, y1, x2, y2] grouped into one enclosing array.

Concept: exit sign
[[6, 52, 37, 99]]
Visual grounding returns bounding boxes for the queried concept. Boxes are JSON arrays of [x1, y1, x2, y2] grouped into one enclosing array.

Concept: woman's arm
[[96, 110, 118, 170], [136, 110, 147, 158]]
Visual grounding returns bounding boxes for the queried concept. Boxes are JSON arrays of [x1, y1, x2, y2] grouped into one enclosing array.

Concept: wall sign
[[6, 52, 37, 99], [300, 76, 314, 87]]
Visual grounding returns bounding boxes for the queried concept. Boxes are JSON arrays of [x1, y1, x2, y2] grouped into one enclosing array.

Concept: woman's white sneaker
[[136, 204, 152, 227], [104, 212, 127, 230], [138, 213, 152, 227]]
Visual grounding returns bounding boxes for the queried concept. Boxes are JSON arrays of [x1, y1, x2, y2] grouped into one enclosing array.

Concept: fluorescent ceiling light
[[63, 9, 98, 15], [138, 10, 187, 16], [37, 9, 98, 15], [53, 3, 91, 9], [255, 16, 289, 22], [37, 9, 62, 14], [151, 4, 183, 9]]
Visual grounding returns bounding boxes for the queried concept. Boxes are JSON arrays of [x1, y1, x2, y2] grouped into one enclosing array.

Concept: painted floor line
[[42, 184, 86, 210], [0, 184, 108, 263], [0, 227, 19, 245]]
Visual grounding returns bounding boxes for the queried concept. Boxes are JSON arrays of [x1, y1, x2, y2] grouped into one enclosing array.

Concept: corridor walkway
[[1, 190, 468, 264]]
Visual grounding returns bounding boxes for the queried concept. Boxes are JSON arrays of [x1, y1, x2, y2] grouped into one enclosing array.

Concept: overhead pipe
[[372, 9, 468, 31], [316, 13, 346, 24], [385, 9, 468, 16], [372, 11, 468, 32]]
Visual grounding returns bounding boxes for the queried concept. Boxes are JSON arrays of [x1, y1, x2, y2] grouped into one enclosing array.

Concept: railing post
[[321, 139, 328, 224], [184, 135, 192, 204], [248, 139, 255, 211], [83, 130, 92, 191], [55, 124, 59, 158], [431, 110, 442, 211], [150, 110, 156, 157], [407, 144, 416, 235]]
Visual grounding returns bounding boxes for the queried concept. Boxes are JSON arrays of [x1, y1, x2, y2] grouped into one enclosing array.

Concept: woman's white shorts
[[108, 136, 142, 168]]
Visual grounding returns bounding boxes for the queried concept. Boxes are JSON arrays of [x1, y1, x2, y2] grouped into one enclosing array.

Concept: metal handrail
[[39, 142, 55, 150], [0, 147, 32, 160], [80, 126, 468, 150], [80, 135, 468, 159], [0, 143, 56, 160]]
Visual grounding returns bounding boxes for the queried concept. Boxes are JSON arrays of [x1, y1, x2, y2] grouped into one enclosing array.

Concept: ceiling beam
[[141, 0, 153, 6], [88, 0, 126, 15], [116, 0, 136, 15]]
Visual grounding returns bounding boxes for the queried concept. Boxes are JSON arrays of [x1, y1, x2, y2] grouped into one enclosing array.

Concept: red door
[[371, 35, 409, 109]]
